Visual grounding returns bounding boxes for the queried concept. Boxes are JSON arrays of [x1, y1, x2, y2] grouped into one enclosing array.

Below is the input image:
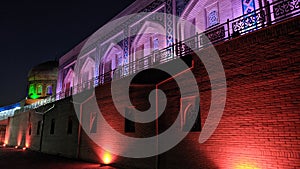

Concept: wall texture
[[40, 97, 79, 158], [157, 16, 300, 169]]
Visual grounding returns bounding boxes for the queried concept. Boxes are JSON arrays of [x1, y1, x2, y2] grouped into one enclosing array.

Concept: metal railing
[[3, 0, 299, 118]]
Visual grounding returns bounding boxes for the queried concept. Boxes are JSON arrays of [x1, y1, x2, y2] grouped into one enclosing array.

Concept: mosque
[[0, 0, 299, 168]]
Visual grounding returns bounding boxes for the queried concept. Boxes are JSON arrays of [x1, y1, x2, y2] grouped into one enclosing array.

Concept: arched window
[[37, 84, 43, 95], [29, 84, 35, 96], [46, 85, 52, 95], [153, 37, 159, 50]]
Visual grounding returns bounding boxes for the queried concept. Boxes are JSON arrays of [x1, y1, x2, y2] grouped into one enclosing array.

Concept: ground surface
[[0, 147, 115, 169]]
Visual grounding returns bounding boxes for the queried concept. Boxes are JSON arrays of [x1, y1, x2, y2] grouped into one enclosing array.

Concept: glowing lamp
[[22, 147, 26, 151], [3, 144, 6, 147], [102, 152, 112, 164], [15, 146, 18, 149]]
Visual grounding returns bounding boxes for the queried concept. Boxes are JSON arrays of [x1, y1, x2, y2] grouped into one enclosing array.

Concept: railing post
[[227, 19, 231, 39], [265, 1, 271, 26], [179, 41, 183, 58], [195, 32, 199, 50]]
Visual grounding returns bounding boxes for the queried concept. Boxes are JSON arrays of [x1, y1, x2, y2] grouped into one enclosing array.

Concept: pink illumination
[[15, 146, 18, 149], [22, 147, 26, 151], [3, 144, 6, 147]]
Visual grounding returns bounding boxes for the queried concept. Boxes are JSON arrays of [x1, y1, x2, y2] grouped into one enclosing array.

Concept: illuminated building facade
[[1, 0, 300, 168]]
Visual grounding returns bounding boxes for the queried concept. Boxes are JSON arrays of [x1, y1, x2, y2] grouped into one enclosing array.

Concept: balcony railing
[[3, 0, 299, 118]]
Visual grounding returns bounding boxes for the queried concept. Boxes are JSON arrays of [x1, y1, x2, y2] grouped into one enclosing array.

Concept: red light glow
[[102, 152, 112, 164], [15, 146, 18, 149], [235, 163, 260, 169], [22, 147, 26, 151]]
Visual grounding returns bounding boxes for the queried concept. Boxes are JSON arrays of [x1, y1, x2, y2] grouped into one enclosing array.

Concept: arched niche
[[80, 57, 95, 88], [131, 21, 166, 63], [100, 43, 123, 75], [178, 0, 242, 40], [63, 68, 74, 96]]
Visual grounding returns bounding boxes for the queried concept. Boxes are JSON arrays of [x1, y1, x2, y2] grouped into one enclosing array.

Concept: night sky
[[0, 0, 135, 107]]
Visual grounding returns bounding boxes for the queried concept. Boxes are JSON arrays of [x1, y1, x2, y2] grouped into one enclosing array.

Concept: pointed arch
[[101, 43, 123, 75], [131, 21, 166, 62], [80, 57, 95, 88], [63, 68, 74, 96], [178, 0, 244, 40], [100, 43, 124, 82]]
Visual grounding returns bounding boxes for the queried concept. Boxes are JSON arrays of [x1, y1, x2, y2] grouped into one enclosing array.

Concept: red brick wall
[[77, 16, 300, 169], [157, 17, 300, 169], [78, 82, 157, 169]]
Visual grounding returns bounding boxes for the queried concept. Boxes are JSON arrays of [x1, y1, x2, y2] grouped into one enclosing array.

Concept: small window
[[181, 96, 201, 132], [50, 119, 55, 135], [90, 112, 97, 133], [28, 123, 32, 136], [208, 10, 219, 27], [37, 84, 43, 95], [37, 121, 41, 135], [153, 38, 159, 50], [67, 116, 73, 134], [183, 104, 201, 132], [29, 84, 35, 96], [125, 108, 135, 133], [46, 85, 52, 95]]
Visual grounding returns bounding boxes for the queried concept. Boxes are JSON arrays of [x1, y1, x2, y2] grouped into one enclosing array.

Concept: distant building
[[26, 61, 58, 105]]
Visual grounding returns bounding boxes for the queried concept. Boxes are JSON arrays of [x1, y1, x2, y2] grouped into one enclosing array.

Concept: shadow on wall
[[158, 136, 218, 169]]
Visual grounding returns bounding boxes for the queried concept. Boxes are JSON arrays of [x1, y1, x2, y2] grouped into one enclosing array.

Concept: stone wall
[[40, 97, 79, 158]]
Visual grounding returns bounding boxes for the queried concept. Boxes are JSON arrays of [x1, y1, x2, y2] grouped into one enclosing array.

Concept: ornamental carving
[[273, 0, 300, 19]]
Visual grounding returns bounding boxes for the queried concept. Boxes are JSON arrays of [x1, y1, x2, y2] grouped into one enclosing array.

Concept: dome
[[28, 61, 58, 81]]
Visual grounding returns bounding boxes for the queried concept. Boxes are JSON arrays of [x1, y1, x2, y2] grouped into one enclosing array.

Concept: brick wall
[[157, 16, 300, 169], [77, 16, 300, 169], [78, 82, 157, 169]]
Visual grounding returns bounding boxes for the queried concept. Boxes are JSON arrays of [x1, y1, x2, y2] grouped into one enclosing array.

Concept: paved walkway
[[0, 146, 116, 169]]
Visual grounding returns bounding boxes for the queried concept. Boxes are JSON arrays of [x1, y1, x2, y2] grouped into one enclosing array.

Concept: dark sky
[[0, 0, 135, 107]]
